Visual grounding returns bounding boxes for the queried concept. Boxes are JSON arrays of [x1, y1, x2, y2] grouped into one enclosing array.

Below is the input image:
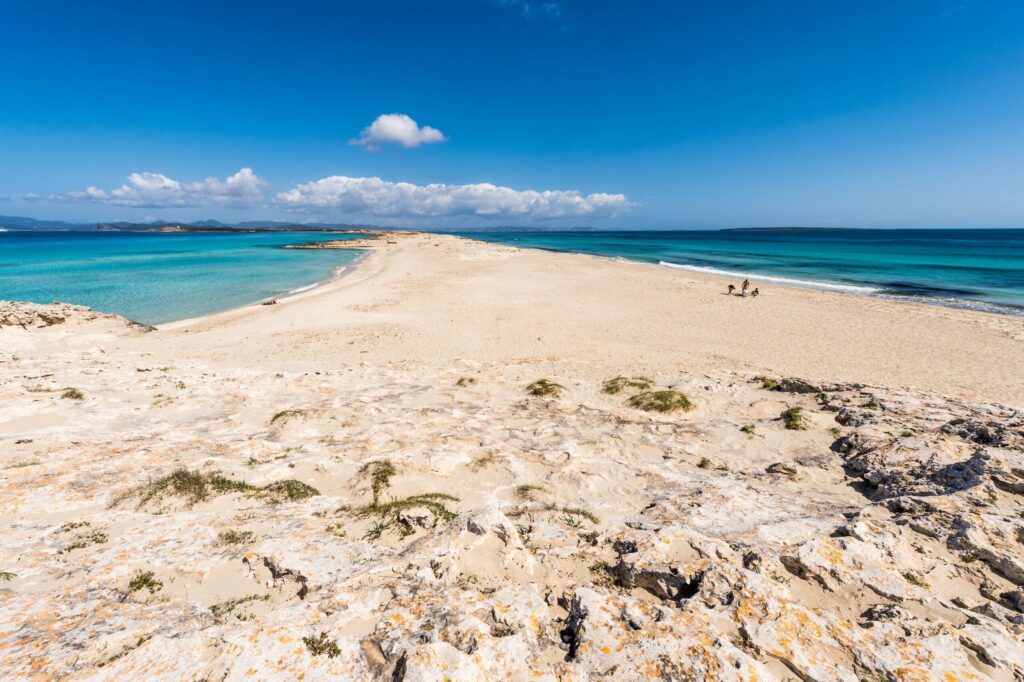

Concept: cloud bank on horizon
[[41, 169, 630, 221]]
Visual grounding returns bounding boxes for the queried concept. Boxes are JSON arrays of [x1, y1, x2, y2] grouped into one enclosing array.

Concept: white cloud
[[351, 114, 447, 150], [275, 175, 630, 219], [44, 168, 267, 208]]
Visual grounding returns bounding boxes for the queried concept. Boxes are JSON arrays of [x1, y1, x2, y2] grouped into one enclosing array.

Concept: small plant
[[863, 399, 880, 410], [829, 426, 843, 437], [514, 484, 546, 502], [0, 571, 14, 581], [960, 553, 979, 564], [781, 406, 806, 430], [900, 430, 913, 438], [579, 530, 599, 545], [561, 506, 599, 525], [99, 635, 151, 668], [61, 387, 84, 400], [128, 570, 163, 595], [602, 376, 653, 395], [216, 529, 254, 546], [136, 468, 258, 508], [757, 376, 779, 390], [210, 594, 268, 621], [63, 529, 108, 553], [259, 479, 320, 503], [326, 522, 346, 538], [526, 379, 564, 397], [270, 409, 304, 425], [358, 460, 396, 505], [697, 457, 713, 469], [356, 493, 460, 541], [303, 632, 341, 658], [455, 377, 477, 387], [903, 572, 931, 589], [740, 425, 756, 436], [627, 390, 693, 413], [469, 453, 500, 471]]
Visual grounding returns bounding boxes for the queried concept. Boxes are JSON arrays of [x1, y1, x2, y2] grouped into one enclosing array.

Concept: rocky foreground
[[1, 303, 1022, 681]]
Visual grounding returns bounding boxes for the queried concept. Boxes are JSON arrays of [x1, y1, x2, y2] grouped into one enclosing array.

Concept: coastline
[[4, 231, 1024, 680]]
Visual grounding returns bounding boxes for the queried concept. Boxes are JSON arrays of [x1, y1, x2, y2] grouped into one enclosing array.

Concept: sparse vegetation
[[356, 493, 460, 540], [128, 570, 163, 595], [99, 635, 151, 667], [602, 376, 653, 395], [526, 379, 564, 397], [829, 426, 843, 437], [740, 425, 756, 436], [781, 406, 806, 430], [863, 399, 880, 410], [560, 506, 599, 526], [216, 529, 254, 546], [0, 571, 14, 581], [627, 390, 693, 413], [900, 430, 913, 438], [259, 479, 320, 503], [697, 457, 713, 469], [757, 376, 780, 390], [325, 522, 346, 538], [136, 468, 258, 509], [903, 572, 931, 589], [61, 387, 84, 400], [455, 376, 477, 387], [210, 594, 268, 621], [63, 529, 108, 553], [270, 409, 304, 425], [358, 460, 396, 505], [303, 631, 341, 658], [470, 453, 500, 471], [514, 484, 546, 502]]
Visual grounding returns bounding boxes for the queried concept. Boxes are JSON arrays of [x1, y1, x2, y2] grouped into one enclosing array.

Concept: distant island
[[722, 226, 861, 231]]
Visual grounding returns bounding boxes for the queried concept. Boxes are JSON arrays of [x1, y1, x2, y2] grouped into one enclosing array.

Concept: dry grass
[[358, 460, 396, 505], [61, 387, 84, 400], [781, 406, 806, 430], [602, 376, 653, 395], [627, 390, 693, 413], [526, 379, 564, 397]]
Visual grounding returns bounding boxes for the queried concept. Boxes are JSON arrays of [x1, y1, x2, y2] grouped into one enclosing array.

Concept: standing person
[[741, 279, 750, 296]]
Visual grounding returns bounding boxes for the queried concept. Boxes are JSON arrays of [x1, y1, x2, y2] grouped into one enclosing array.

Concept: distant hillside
[[0, 215, 94, 231]]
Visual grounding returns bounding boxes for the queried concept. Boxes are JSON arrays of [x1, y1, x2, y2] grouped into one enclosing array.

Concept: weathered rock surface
[[1, 319, 1022, 679]]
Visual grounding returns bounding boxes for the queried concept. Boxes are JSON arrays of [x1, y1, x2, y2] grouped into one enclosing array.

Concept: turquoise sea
[[0, 231, 364, 324], [458, 228, 1024, 317], [2, 228, 1023, 323]]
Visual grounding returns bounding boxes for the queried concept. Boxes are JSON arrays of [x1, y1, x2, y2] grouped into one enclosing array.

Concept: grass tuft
[[756, 376, 780, 390], [740, 425, 756, 436], [216, 529, 254, 546], [455, 377, 477, 387], [210, 594, 268, 621], [514, 484, 546, 502], [781, 406, 806, 430], [0, 571, 14, 581], [269, 409, 304, 425], [602, 376, 653, 395], [526, 379, 564, 398], [627, 390, 693, 413], [259, 479, 320, 503], [355, 493, 460, 541], [128, 570, 162, 594], [358, 460, 396, 506], [303, 632, 341, 658], [61, 387, 84, 400]]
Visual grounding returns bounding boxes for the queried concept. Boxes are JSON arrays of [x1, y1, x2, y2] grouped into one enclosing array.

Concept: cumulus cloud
[[44, 168, 267, 208], [351, 114, 447, 150], [275, 175, 630, 219]]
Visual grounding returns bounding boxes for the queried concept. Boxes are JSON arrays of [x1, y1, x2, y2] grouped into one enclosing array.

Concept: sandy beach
[[2, 232, 1023, 680]]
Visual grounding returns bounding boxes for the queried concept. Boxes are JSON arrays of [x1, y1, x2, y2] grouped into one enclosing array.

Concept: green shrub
[[526, 379, 564, 397], [602, 376, 653, 395], [627, 390, 693, 413]]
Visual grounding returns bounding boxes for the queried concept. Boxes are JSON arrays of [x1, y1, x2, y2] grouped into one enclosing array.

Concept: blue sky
[[2, 0, 1024, 228]]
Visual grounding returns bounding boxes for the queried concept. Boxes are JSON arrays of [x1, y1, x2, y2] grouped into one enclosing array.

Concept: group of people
[[727, 279, 759, 298]]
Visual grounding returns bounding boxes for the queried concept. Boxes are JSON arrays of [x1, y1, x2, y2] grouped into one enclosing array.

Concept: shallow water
[[457, 228, 1024, 316], [0, 231, 364, 324]]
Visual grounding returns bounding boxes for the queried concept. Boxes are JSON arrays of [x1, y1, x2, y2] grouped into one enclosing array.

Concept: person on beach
[[727, 284, 736, 295], [741, 279, 750, 296], [751, 288, 759, 298]]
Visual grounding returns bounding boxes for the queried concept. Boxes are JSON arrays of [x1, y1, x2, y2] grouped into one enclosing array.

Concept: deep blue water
[[456, 228, 1024, 316], [0, 231, 364, 324]]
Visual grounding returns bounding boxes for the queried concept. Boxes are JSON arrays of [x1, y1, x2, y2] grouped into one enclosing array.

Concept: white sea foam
[[287, 282, 320, 294], [657, 261, 881, 294]]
